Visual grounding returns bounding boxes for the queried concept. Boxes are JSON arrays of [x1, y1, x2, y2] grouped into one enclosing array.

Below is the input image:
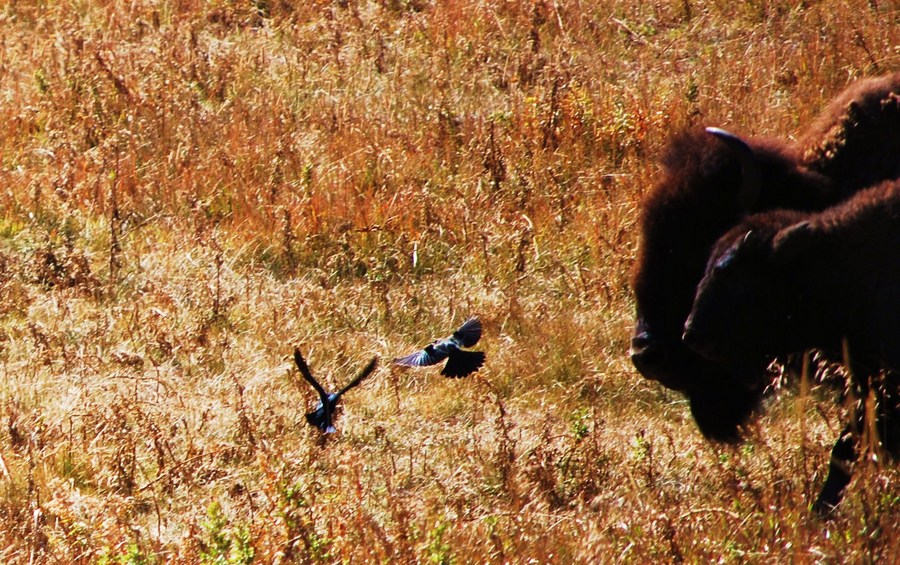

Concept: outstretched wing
[[394, 345, 447, 367], [452, 317, 482, 348], [336, 357, 378, 397], [294, 348, 328, 401], [295, 348, 339, 434]]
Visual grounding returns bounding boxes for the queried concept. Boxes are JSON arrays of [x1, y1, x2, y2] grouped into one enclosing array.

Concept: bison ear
[[771, 221, 813, 264], [705, 127, 763, 213]]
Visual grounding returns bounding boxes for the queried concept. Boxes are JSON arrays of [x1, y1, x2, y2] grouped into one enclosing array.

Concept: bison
[[630, 72, 899, 510], [630, 127, 836, 440], [683, 179, 900, 513], [631, 73, 900, 427], [799, 72, 900, 189]]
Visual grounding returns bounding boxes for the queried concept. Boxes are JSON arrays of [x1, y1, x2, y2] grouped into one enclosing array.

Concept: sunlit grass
[[0, 0, 897, 562]]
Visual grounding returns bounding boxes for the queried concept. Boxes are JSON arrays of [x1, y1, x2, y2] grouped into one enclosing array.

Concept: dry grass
[[0, 0, 897, 562]]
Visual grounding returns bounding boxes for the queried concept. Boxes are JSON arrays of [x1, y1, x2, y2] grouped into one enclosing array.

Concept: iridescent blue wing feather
[[394, 345, 447, 367]]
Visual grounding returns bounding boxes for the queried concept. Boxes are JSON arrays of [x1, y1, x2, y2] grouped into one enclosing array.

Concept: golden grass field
[[0, 0, 898, 562]]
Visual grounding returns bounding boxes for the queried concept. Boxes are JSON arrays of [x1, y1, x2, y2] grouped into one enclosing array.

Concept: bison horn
[[705, 127, 762, 213]]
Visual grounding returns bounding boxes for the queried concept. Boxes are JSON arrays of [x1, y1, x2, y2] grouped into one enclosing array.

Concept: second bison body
[[684, 179, 900, 512]]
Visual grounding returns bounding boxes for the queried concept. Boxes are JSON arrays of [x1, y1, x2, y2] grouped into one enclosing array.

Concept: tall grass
[[0, 0, 897, 562]]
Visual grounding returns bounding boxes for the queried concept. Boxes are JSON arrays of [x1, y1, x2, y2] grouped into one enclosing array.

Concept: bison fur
[[631, 72, 900, 442], [684, 179, 900, 513]]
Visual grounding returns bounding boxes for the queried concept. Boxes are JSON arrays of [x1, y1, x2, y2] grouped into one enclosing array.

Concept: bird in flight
[[394, 317, 486, 378], [293, 348, 378, 433]]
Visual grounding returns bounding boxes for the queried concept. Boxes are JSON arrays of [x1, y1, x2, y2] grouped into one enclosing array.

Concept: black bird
[[293, 348, 378, 434], [394, 317, 485, 378]]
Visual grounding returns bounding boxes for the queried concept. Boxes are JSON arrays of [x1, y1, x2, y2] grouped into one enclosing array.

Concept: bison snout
[[630, 330, 652, 356], [681, 325, 699, 351], [630, 330, 669, 376], [682, 318, 719, 363]]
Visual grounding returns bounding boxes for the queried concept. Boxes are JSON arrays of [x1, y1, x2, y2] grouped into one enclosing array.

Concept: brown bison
[[631, 73, 900, 434], [799, 72, 900, 188], [684, 179, 900, 513], [630, 72, 899, 511], [630, 127, 836, 439]]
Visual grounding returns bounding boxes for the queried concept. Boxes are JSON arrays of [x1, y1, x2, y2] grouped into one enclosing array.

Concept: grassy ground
[[0, 0, 897, 562]]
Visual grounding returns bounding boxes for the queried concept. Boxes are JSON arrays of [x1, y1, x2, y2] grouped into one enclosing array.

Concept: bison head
[[684, 215, 814, 382], [631, 129, 758, 389]]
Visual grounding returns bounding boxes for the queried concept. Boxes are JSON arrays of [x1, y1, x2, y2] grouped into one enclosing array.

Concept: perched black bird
[[293, 348, 378, 434], [394, 317, 486, 378]]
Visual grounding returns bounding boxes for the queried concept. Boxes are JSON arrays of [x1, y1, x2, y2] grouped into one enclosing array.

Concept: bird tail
[[441, 350, 485, 378], [306, 409, 336, 434]]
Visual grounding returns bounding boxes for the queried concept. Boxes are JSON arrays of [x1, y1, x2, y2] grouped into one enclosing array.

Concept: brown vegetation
[[0, 1, 897, 562]]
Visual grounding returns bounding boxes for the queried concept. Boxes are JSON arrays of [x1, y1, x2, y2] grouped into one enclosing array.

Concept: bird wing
[[336, 357, 378, 397], [293, 348, 329, 401], [452, 317, 482, 348], [394, 346, 447, 367]]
